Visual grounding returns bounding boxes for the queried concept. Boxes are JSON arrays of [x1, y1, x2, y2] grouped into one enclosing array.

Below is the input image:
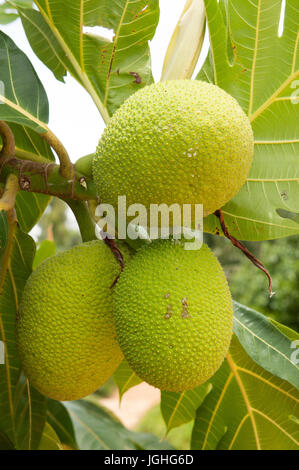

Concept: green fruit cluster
[[17, 80, 253, 399]]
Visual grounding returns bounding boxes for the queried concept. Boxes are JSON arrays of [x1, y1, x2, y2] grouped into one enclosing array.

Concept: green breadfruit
[[93, 80, 254, 221], [16, 240, 126, 401], [113, 240, 233, 392]]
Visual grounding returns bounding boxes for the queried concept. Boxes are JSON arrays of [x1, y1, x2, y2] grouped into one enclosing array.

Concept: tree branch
[[0, 156, 98, 201]]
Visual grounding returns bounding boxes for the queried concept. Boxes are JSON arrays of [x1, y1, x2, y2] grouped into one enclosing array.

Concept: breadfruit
[[113, 240, 233, 391], [16, 241, 125, 401], [93, 80, 254, 222]]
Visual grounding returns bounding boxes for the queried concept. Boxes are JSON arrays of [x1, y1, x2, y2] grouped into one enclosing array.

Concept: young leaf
[[161, 0, 206, 81], [113, 359, 142, 401], [161, 383, 211, 434], [200, 0, 299, 241], [191, 335, 299, 450], [233, 302, 299, 389], [19, 0, 160, 120]]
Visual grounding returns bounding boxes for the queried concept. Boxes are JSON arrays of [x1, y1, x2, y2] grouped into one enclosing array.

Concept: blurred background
[[1, 0, 297, 450]]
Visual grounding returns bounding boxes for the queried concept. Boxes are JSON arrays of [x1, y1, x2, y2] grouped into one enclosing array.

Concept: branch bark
[[0, 157, 97, 201]]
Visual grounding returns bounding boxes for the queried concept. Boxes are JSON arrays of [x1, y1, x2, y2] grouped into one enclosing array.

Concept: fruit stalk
[[66, 199, 97, 243], [214, 209, 274, 297], [0, 174, 19, 212], [41, 129, 75, 181], [0, 121, 15, 159]]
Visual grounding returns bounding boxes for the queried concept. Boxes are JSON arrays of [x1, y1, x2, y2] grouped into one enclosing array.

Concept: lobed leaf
[[19, 0, 160, 119], [200, 0, 299, 241], [233, 301, 299, 389], [161, 383, 211, 434], [191, 335, 299, 450]]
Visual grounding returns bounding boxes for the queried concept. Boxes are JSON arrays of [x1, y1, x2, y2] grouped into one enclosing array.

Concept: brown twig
[[101, 232, 125, 288], [214, 209, 274, 297]]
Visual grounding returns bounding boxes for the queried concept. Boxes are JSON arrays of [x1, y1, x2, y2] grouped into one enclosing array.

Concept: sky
[[0, 0, 203, 162]]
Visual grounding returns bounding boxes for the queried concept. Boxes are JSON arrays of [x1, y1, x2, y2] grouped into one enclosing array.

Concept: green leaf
[[0, 431, 14, 449], [113, 359, 142, 401], [14, 376, 48, 450], [161, 383, 211, 434], [64, 400, 171, 450], [200, 0, 299, 241], [33, 240, 56, 269], [6, 122, 55, 164], [0, 34, 56, 232], [47, 399, 77, 449], [0, 1, 33, 25], [19, 0, 160, 119], [0, 30, 49, 132], [38, 422, 63, 450], [0, 226, 47, 449], [191, 335, 299, 450], [233, 302, 299, 389], [270, 319, 299, 342]]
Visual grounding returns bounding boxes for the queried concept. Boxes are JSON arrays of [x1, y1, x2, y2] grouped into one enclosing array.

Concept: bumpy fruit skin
[[93, 80, 254, 220], [113, 241, 233, 392], [16, 241, 124, 401]]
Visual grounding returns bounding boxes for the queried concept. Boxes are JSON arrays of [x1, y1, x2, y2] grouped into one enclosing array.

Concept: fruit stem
[[0, 174, 19, 212], [66, 199, 97, 243], [41, 129, 75, 180], [214, 209, 274, 297], [74, 153, 94, 179], [0, 121, 15, 159], [102, 236, 125, 288]]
